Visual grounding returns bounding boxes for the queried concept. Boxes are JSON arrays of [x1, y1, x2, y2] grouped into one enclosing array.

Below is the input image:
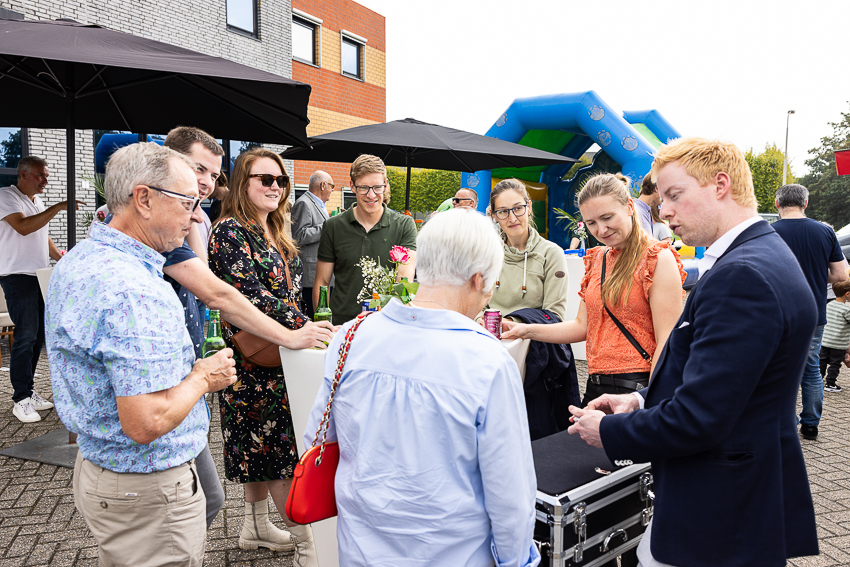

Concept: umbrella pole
[[404, 153, 411, 216], [66, 67, 76, 249]]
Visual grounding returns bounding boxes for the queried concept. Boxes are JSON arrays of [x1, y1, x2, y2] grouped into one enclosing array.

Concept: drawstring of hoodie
[[522, 250, 527, 296]]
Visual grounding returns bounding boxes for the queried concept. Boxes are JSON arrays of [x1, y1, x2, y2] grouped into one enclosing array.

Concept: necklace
[[411, 299, 453, 310]]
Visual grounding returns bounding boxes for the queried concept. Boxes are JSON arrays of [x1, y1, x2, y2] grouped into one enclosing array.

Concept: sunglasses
[[131, 186, 202, 212], [249, 173, 289, 187], [452, 197, 474, 204]]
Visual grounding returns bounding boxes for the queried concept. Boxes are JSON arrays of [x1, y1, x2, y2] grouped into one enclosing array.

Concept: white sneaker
[[13, 399, 41, 423], [29, 392, 54, 410]]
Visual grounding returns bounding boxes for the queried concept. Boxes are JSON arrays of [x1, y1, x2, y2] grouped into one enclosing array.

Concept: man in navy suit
[[569, 138, 819, 567]]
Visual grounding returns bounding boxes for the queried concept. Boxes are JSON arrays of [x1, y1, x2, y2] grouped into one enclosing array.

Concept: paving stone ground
[[0, 342, 845, 565]]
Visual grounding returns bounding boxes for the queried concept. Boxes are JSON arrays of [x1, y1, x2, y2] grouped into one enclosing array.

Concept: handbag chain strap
[[310, 311, 374, 465], [601, 249, 651, 361]]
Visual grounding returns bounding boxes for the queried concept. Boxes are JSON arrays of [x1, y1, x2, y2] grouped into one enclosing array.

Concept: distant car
[[838, 232, 850, 261]]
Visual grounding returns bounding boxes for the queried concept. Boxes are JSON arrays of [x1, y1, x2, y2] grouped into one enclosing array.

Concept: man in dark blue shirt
[[773, 183, 847, 440]]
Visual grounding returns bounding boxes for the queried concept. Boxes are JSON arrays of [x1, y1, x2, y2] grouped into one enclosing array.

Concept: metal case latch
[[573, 501, 587, 562], [639, 472, 654, 526]]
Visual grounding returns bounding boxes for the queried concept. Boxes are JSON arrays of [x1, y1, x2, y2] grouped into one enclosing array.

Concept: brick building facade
[[0, 0, 385, 250], [290, 0, 386, 212]]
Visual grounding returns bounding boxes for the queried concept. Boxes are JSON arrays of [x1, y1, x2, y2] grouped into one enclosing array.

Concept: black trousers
[[820, 346, 844, 385]]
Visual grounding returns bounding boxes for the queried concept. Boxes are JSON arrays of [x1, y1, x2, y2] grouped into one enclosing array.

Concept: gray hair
[[308, 170, 330, 191], [417, 208, 504, 290], [17, 156, 48, 177], [104, 143, 195, 213], [776, 184, 808, 209]]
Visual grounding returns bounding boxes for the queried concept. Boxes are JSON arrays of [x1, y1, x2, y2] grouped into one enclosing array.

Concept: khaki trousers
[[73, 450, 206, 567]]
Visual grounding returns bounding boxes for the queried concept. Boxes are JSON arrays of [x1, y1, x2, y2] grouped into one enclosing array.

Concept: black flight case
[[532, 430, 653, 567]]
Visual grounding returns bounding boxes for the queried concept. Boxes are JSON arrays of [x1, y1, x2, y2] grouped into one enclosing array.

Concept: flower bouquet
[[356, 246, 418, 310], [554, 208, 587, 241]]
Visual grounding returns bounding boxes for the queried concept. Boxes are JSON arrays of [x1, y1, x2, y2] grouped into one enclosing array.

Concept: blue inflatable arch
[[462, 91, 680, 248]]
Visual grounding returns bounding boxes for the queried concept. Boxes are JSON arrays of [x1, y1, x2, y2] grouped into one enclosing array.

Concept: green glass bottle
[[314, 286, 333, 324], [202, 310, 227, 358]]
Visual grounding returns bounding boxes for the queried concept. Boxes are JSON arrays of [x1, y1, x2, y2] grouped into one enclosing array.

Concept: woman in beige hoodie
[[486, 179, 568, 321]]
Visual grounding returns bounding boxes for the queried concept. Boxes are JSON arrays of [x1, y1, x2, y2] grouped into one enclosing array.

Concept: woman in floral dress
[[209, 148, 317, 563]]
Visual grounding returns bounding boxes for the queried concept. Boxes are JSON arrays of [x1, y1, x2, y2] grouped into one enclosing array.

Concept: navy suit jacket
[[600, 221, 819, 567]]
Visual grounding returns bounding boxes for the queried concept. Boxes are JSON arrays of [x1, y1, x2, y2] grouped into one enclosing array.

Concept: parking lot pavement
[[0, 344, 846, 565]]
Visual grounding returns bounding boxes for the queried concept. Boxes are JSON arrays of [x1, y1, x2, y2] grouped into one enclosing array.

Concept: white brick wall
[[1, 0, 294, 248]]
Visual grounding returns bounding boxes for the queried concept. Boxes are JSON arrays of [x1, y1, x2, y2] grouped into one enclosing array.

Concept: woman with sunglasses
[[483, 178, 579, 439], [208, 148, 319, 565], [503, 173, 686, 407]]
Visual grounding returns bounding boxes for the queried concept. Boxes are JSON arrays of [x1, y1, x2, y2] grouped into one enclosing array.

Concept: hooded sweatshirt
[[487, 227, 568, 321]]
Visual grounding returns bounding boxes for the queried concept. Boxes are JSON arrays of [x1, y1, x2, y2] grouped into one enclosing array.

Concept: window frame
[[340, 30, 367, 81], [292, 10, 322, 67], [226, 0, 259, 39]]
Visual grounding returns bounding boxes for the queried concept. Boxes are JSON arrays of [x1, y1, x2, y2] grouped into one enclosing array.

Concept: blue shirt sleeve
[[829, 230, 844, 263], [163, 241, 197, 267]]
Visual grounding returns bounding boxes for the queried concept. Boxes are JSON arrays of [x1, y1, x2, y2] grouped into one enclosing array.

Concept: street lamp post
[[783, 110, 796, 186]]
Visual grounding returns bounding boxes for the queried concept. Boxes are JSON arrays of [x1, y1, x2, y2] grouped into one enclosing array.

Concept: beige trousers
[[73, 450, 206, 567]]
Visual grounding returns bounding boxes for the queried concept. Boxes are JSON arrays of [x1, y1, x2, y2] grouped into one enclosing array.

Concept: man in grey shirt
[[634, 172, 659, 235], [292, 170, 335, 318]]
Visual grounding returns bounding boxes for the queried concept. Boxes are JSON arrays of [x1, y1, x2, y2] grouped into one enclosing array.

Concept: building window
[[227, 0, 258, 38], [292, 10, 321, 66], [0, 127, 27, 188], [340, 30, 367, 80]]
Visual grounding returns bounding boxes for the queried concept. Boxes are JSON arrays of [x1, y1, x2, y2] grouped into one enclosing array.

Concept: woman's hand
[[287, 320, 335, 350], [501, 320, 530, 340]]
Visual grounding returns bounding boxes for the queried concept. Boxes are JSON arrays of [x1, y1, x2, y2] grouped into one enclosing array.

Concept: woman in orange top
[[503, 173, 685, 405]]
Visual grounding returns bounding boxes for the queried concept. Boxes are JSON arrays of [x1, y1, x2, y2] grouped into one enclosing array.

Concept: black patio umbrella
[[279, 118, 577, 212], [0, 18, 312, 247]]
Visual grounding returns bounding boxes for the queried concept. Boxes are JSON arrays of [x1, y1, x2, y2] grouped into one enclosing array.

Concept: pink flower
[[96, 210, 106, 221], [389, 245, 411, 265], [577, 221, 584, 229]]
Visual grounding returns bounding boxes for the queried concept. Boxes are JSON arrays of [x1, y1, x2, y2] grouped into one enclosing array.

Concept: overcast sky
[[358, 0, 849, 176]]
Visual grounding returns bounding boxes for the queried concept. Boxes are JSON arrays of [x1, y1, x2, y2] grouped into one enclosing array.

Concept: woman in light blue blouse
[[304, 209, 540, 567]]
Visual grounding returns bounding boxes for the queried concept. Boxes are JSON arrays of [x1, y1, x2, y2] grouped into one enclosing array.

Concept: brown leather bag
[[226, 252, 299, 368]]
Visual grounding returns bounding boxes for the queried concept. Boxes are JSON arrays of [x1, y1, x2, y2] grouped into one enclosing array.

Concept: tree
[[1, 129, 21, 168], [385, 167, 460, 214], [745, 143, 794, 214], [801, 103, 850, 228]]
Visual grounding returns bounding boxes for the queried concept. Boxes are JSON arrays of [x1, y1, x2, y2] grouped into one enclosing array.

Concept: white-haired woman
[[303, 208, 540, 567]]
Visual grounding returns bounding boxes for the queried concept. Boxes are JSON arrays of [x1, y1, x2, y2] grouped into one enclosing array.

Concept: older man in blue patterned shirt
[[46, 143, 236, 566]]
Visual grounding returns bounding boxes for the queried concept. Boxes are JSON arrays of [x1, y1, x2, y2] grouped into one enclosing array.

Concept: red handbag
[[286, 311, 373, 524]]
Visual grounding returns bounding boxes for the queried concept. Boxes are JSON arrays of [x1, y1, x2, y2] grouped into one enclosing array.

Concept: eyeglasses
[[322, 181, 336, 190], [131, 186, 201, 212], [249, 173, 289, 187], [353, 183, 387, 195], [452, 197, 474, 205], [493, 203, 529, 220]]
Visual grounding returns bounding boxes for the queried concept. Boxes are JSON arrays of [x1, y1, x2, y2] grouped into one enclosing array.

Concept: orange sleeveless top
[[578, 241, 686, 374]]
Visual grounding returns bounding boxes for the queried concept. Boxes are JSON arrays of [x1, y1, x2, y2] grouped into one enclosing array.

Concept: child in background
[[820, 279, 850, 393]]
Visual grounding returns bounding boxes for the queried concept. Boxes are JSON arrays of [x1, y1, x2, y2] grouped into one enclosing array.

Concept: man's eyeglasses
[[452, 197, 474, 204], [493, 203, 529, 220], [249, 173, 289, 187], [322, 181, 336, 190], [132, 186, 201, 212], [353, 183, 387, 195]]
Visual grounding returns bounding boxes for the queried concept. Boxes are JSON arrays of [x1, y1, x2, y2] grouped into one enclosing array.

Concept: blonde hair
[[350, 154, 387, 182], [489, 178, 535, 229], [219, 148, 297, 258], [577, 173, 650, 308], [651, 137, 756, 210]]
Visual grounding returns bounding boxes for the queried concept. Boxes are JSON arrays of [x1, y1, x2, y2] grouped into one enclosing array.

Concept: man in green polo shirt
[[314, 154, 417, 324]]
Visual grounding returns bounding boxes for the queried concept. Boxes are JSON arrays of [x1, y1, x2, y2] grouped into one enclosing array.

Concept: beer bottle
[[202, 310, 227, 358], [314, 286, 333, 324]]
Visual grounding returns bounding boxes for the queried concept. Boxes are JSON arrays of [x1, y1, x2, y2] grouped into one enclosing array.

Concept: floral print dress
[[209, 217, 309, 483]]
